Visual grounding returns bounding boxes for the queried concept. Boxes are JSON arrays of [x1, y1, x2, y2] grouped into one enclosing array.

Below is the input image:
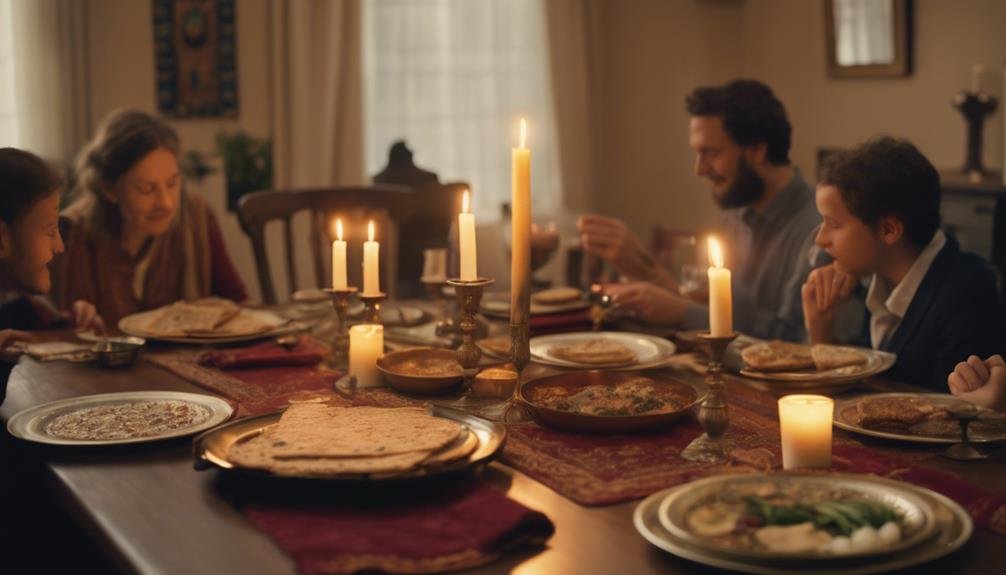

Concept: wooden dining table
[[2, 324, 1005, 575]]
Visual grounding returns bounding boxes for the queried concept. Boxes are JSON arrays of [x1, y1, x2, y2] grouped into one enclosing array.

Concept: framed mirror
[[825, 0, 912, 77]]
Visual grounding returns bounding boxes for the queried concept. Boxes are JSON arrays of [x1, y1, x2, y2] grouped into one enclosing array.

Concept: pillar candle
[[362, 220, 380, 296], [459, 189, 478, 280], [707, 236, 732, 336], [778, 394, 834, 469], [331, 218, 347, 290], [349, 324, 384, 388], [510, 118, 531, 324]]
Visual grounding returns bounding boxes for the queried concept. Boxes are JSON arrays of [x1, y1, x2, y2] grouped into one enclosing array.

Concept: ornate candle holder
[[358, 291, 387, 325], [681, 332, 737, 463], [446, 278, 494, 386], [324, 287, 358, 360], [423, 279, 461, 341]]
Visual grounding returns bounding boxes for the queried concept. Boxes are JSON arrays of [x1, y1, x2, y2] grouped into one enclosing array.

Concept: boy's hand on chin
[[801, 263, 857, 344]]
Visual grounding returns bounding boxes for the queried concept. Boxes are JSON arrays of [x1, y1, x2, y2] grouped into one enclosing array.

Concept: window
[[363, 0, 560, 221]]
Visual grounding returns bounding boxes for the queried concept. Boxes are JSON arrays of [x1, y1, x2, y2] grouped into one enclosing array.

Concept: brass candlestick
[[445, 278, 494, 384], [681, 332, 737, 463], [423, 279, 461, 341], [358, 292, 387, 325], [324, 287, 358, 360]]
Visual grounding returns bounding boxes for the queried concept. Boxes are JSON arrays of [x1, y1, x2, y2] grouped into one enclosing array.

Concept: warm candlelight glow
[[349, 324, 384, 388], [462, 189, 470, 213], [368, 220, 375, 242], [363, 219, 380, 295], [778, 394, 834, 469], [331, 218, 347, 289], [336, 218, 343, 241], [519, 117, 527, 149], [708, 236, 724, 269]]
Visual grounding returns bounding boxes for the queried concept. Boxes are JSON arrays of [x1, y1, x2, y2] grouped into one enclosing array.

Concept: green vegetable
[[743, 495, 900, 536]]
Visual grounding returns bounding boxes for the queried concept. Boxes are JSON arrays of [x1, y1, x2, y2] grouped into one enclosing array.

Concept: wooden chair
[[237, 185, 415, 304]]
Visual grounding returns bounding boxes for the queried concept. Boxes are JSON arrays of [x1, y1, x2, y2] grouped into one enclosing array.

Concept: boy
[[0, 148, 104, 403], [801, 137, 1001, 391]]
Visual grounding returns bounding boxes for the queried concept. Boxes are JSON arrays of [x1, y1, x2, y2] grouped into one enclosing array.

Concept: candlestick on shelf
[[459, 190, 478, 281], [707, 236, 732, 337], [363, 220, 380, 296], [778, 394, 834, 469], [348, 323, 384, 388], [331, 219, 347, 290], [681, 331, 737, 463]]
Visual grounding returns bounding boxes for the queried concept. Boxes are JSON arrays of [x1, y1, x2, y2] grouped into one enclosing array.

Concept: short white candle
[[707, 236, 732, 336], [331, 218, 347, 290], [362, 220, 380, 296], [421, 248, 447, 283], [778, 394, 834, 469], [349, 324, 384, 388], [459, 189, 478, 281]]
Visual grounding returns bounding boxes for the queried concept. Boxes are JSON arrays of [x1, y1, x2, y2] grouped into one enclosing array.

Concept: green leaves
[[744, 495, 899, 536]]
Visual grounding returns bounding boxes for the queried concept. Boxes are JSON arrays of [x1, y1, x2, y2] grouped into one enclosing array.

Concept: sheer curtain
[[0, 0, 17, 147], [363, 0, 561, 221]]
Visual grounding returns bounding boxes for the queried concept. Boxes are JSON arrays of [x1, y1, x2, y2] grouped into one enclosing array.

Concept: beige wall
[[85, 0, 272, 302], [592, 0, 1006, 240]]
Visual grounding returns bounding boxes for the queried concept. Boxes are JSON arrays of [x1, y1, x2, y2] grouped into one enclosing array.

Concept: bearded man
[[578, 79, 827, 341]]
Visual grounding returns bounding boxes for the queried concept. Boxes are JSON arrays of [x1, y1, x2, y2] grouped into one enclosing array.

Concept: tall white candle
[[707, 237, 732, 336], [362, 220, 380, 296], [331, 218, 347, 290], [459, 189, 478, 281], [349, 324, 384, 388], [511, 118, 531, 324], [778, 394, 834, 469]]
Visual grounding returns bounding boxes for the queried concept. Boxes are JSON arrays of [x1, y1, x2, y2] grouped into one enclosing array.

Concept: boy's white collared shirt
[[866, 230, 947, 349]]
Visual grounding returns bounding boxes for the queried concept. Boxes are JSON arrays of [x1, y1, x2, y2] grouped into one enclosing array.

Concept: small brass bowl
[[376, 348, 463, 395], [92, 336, 146, 368]]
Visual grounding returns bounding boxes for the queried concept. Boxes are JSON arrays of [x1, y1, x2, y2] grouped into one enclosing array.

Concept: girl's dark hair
[[820, 136, 941, 248], [685, 79, 792, 165], [0, 148, 62, 225], [70, 109, 181, 235]]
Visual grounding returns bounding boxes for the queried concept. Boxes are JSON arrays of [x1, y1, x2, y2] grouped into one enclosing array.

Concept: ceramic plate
[[834, 393, 1006, 444], [119, 308, 294, 344], [634, 474, 972, 574], [529, 331, 677, 370], [480, 291, 589, 318], [348, 303, 427, 327], [7, 391, 233, 446]]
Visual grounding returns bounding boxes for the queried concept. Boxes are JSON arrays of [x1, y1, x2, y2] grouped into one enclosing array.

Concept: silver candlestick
[[681, 332, 737, 463]]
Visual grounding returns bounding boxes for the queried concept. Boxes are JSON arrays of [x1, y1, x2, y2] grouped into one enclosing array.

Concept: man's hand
[[601, 281, 689, 326], [69, 300, 106, 334], [801, 263, 858, 344], [948, 354, 1006, 412], [578, 215, 668, 285], [0, 329, 32, 353]]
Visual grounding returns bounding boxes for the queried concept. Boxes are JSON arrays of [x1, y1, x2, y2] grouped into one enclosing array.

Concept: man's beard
[[713, 156, 765, 209]]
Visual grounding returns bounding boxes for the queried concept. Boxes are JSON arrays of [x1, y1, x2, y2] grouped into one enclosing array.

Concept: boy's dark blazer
[[876, 236, 1004, 391]]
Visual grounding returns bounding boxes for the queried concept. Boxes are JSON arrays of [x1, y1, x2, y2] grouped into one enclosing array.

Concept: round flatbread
[[810, 344, 868, 370], [550, 339, 638, 366], [477, 336, 511, 358], [740, 340, 815, 372], [532, 287, 583, 305]]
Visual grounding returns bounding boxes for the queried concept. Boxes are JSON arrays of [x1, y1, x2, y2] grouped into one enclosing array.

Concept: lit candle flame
[[368, 220, 375, 242], [462, 189, 470, 214], [336, 218, 343, 241], [519, 117, 527, 149], [708, 236, 724, 269]]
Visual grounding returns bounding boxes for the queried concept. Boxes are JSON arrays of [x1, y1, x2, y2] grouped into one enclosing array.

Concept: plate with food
[[834, 393, 1006, 444], [738, 341, 895, 387], [194, 402, 505, 481], [7, 391, 233, 446], [529, 331, 677, 370], [348, 303, 427, 327], [477, 336, 512, 360], [377, 348, 464, 395], [119, 298, 292, 344], [519, 371, 703, 432], [480, 288, 590, 318], [634, 474, 972, 574]]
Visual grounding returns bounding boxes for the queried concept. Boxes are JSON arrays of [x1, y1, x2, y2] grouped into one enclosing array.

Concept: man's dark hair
[[0, 148, 61, 225], [686, 79, 792, 165], [820, 136, 941, 248]]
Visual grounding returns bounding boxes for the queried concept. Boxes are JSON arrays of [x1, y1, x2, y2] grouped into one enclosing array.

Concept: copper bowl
[[376, 348, 464, 395], [519, 370, 704, 433]]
